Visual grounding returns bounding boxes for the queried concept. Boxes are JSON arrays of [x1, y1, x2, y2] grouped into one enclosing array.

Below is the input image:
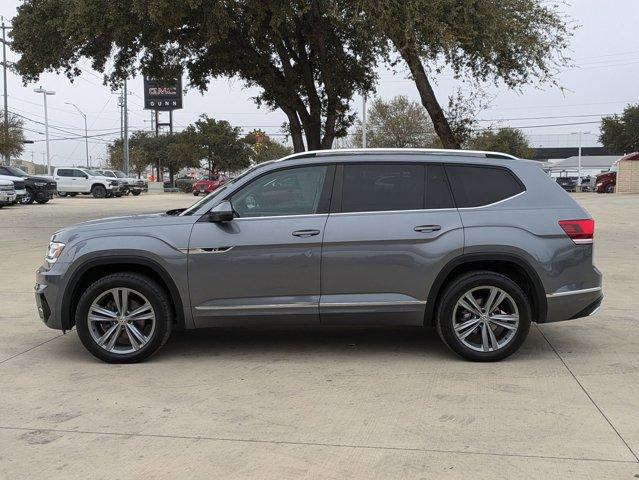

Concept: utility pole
[[65, 102, 89, 167], [1, 18, 11, 165], [33, 87, 55, 175], [123, 78, 130, 174], [577, 131, 582, 191], [362, 93, 367, 149]]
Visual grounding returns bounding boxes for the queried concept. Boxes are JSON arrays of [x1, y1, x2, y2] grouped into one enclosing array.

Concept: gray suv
[[35, 149, 602, 363]]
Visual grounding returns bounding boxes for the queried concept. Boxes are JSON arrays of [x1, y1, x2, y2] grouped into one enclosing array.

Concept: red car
[[193, 174, 228, 196]]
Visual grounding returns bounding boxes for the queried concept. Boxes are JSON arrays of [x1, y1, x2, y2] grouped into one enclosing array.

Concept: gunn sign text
[[143, 77, 183, 111]]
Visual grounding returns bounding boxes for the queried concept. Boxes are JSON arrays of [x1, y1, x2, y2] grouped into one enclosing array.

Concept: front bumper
[[35, 264, 66, 330], [33, 185, 56, 200], [0, 191, 17, 204]]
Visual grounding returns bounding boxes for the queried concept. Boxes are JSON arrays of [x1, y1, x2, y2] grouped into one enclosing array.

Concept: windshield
[[3, 166, 29, 177], [180, 165, 263, 216], [114, 171, 127, 178]]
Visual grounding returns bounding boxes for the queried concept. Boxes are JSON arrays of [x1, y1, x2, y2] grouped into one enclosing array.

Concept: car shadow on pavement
[[153, 325, 454, 361]]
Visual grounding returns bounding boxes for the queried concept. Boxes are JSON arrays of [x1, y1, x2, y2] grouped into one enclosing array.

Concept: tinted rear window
[[445, 165, 524, 207], [426, 165, 454, 209], [341, 164, 424, 213]]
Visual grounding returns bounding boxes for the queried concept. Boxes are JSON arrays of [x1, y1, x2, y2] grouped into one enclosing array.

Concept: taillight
[[559, 219, 594, 245]]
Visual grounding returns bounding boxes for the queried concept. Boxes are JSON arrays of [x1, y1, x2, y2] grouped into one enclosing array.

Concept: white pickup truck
[[0, 179, 17, 208], [95, 169, 144, 196], [53, 167, 121, 199]]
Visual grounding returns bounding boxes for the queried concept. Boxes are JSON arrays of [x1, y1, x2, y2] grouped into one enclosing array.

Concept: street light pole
[[1, 18, 11, 165], [65, 102, 90, 168], [33, 87, 55, 175], [123, 78, 129, 174]]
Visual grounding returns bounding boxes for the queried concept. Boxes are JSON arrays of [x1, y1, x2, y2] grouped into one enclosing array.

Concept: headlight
[[34, 181, 48, 187], [596, 183, 602, 187], [45, 241, 65, 266]]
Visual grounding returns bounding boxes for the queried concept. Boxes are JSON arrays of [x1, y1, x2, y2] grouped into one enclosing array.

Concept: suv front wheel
[[75, 273, 173, 363], [436, 271, 531, 361]]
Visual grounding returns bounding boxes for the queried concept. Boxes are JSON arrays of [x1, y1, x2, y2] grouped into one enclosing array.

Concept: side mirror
[[208, 200, 234, 222]]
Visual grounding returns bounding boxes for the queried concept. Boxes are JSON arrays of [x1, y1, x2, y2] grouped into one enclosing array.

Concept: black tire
[[436, 271, 531, 362], [35, 198, 50, 204], [115, 193, 123, 197], [22, 188, 35, 204], [131, 190, 141, 196], [75, 273, 173, 363], [193, 191, 199, 196], [69, 193, 78, 197], [605, 184, 615, 193], [91, 185, 107, 198]]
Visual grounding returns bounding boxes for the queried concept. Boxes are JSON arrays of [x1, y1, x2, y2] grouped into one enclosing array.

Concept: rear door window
[[341, 164, 425, 213], [445, 165, 524, 208], [57, 169, 73, 177], [426, 164, 454, 209]]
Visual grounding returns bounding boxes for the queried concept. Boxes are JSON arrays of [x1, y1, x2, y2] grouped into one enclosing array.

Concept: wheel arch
[[425, 253, 547, 325], [61, 256, 185, 331]]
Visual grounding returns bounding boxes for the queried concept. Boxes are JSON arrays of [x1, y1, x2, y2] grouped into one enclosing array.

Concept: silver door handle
[[414, 225, 441, 233], [292, 229, 320, 237]]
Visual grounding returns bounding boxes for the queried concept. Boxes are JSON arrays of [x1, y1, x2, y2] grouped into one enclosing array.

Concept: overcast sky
[[1, 0, 638, 167]]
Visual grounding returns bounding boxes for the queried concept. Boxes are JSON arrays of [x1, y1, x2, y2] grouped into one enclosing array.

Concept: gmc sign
[[143, 77, 183, 111]]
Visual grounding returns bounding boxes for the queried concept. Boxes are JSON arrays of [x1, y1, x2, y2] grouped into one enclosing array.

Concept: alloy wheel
[[452, 286, 519, 353], [87, 287, 156, 354]]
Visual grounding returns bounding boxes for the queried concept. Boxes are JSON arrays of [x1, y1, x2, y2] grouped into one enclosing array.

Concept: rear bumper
[[544, 287, 603, 323]]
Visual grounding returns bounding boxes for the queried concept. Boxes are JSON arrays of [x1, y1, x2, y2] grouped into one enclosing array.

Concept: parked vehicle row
[[0, 165, 57, 204]]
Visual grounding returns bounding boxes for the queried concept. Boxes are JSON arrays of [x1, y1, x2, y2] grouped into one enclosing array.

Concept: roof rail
[[276, 148, 518, 162]]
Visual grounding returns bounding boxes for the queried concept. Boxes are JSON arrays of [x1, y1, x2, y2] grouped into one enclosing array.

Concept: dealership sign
[[143, 77, 183, 110]]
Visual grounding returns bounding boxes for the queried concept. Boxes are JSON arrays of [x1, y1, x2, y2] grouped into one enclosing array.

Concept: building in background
[[616, 152, 639, 194]]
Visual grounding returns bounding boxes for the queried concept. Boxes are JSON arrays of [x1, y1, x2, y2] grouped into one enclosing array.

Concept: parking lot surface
[[0, 193, 638, 479]]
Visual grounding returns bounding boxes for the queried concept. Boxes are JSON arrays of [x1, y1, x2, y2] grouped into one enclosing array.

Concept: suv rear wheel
[[436, 271, 531, 361], [75, 273, 173, 363], [91, 185, 107, 198]]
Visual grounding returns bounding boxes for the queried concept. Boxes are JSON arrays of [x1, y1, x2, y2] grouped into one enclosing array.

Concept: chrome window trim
[[233, 213, 328, 221], [456, 190, 527, 210], [329, 208, 457, 217], [546, 286, 602, 298]]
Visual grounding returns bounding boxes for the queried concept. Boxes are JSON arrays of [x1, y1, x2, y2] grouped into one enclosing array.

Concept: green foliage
[[11, 0, 382, 151], [600, 104, 639, 154], [469, 128, 532, 158], [244, 130, 292, 163], [107, 132, 152, 177], [11, 1, 571, 150], [0, 111, 26, 161], [184, 116, 251, 173], [353, 0, 572, 147], [351, 96, 437, 148]]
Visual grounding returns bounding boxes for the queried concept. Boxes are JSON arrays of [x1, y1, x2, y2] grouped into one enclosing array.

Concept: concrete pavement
[[0, 192, 637, 479]]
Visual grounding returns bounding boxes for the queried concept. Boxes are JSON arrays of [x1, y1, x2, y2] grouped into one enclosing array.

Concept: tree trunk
[[400, 48, 460, 149], [282, 107, 306, 152]]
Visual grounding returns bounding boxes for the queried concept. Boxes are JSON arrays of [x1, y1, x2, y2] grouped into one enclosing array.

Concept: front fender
[[59, 234, 192, 329]]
